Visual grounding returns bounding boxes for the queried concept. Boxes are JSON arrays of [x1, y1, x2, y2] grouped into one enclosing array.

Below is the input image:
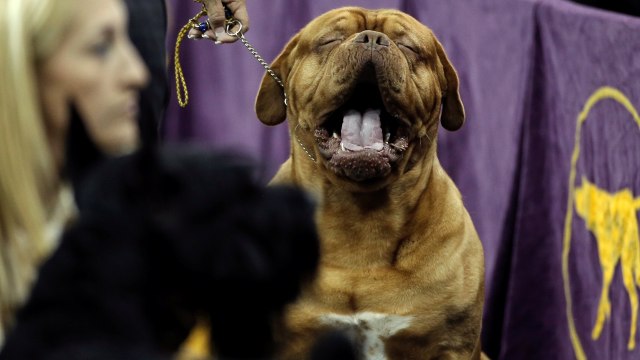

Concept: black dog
[[0, 146, 321, 359]]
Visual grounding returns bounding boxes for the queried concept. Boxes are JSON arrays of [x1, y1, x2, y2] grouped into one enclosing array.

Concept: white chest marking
[[319, 312, 414, 360]]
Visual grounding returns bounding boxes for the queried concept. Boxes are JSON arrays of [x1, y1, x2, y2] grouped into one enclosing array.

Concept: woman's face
[[39, 0, 149, 166]]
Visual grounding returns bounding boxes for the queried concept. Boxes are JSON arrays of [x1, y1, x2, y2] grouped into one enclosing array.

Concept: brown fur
[[256, 7, 484, 359]]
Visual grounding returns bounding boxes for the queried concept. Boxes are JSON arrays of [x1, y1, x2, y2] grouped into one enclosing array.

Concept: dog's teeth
[[340, 142, 346, 151], [385, 133, 391, 143], [333, 132, 339, 139]]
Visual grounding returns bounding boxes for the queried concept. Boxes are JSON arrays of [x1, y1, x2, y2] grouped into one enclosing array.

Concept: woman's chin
[[98, 129, 140, 157]]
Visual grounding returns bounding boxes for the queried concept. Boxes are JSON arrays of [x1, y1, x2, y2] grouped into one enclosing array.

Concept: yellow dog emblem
[[575, 178, 640, 350], [563, 86, 640, 360]]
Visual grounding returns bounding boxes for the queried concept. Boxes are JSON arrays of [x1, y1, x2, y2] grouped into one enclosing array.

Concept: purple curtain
[[164, 0, 640, 359]]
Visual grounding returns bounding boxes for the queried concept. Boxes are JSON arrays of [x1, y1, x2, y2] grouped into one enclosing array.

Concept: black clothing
[[124, 0, 169, 145]]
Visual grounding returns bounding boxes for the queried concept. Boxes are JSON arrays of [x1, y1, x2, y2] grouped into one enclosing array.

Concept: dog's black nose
[[353, 30, 390, 50]]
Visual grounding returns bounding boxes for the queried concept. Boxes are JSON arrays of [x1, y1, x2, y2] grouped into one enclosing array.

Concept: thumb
[[203, 0, 237, 43]]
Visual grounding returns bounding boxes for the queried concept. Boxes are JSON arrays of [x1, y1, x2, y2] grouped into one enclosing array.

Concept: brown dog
[[255, 7, 484, 360]]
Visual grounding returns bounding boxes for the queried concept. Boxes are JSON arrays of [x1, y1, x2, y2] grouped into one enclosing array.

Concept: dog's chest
[[319, 312, 413, 360], [317, 216, 408, 269]]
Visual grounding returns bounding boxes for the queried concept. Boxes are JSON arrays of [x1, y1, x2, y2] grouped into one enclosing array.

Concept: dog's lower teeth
[[333, 132, 339, 139], [340, 143, 346, 151], [385, 133, 391, 143]]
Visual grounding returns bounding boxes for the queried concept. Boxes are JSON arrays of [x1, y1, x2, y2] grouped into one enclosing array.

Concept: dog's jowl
[[255, 7, 485, 360]]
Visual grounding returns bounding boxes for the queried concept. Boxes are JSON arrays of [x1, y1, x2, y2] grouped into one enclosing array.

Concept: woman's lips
[[123, 99, 139, 119]]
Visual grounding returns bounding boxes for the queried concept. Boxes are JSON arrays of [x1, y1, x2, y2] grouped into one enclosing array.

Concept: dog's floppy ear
[[255, 33, 300, 126], [435, 39, 465, 131]]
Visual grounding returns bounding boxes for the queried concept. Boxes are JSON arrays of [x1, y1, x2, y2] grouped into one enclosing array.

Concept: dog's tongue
[[340, 109, 384, 151], [361, 109, 384, 150]]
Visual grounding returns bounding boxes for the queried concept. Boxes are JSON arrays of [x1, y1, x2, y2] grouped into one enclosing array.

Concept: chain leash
[[174, 1, 287, 108], [294, 124, 316, 162], [227, 21, 288, 106], [174, 2, 310, 160]]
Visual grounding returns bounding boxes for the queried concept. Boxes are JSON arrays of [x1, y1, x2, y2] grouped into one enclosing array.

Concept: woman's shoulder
[[46, 185, 76, 246]]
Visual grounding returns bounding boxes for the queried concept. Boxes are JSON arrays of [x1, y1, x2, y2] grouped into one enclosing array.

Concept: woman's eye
[[92, 43, 111, 57], [90, 37, 114, 57]]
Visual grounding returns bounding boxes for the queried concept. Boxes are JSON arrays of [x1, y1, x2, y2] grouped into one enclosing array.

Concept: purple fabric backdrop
[[503, 2, 640, 359], [164, 0, 640, 359]]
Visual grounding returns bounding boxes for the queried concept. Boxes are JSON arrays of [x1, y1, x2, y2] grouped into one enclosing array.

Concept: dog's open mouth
[[315, 72, 410, 182]]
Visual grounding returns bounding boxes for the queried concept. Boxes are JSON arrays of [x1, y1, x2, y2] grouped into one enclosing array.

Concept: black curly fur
[[1, 147, 320, 359]]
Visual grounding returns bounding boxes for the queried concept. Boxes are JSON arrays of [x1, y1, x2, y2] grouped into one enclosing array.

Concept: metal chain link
[[226, 18, 316, 161], [296, 136, 316, 162], [174, 1, 288, 108], [294, 125, 316, 162], [225, 20, 288, 106]]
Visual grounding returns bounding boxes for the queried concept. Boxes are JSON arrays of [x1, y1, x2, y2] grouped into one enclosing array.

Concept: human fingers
[[202, 0, 236, 43]]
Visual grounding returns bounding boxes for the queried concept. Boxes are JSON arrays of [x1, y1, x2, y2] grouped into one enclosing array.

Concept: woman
[[0, 0, 148, 345]]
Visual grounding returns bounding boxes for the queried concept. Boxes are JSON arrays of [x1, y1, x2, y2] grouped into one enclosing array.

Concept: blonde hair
[[0, 0, 75, 340]]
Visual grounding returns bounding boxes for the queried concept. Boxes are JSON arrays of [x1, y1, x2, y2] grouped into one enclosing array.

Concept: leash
[[173, 1, 207, 108], [174, 0, 288, 108]]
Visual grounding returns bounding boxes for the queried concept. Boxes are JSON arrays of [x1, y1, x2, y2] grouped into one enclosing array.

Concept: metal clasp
[[225, 19, 244, 38]]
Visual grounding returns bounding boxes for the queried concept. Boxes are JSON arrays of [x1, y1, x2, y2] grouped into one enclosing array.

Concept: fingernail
[[214, 27, 225, 39], [202, 34, 210, 39], [187, 34, 195, 39], [214, 40, 222, 45]]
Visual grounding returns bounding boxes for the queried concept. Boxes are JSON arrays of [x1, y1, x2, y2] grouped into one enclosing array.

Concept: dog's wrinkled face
[[256, 7, 464, 189]]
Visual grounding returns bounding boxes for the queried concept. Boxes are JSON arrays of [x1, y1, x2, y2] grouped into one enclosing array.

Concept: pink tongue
[[340, 109, 383, 151], [341, 110, 363, 151], [361, 109, 384, 150]]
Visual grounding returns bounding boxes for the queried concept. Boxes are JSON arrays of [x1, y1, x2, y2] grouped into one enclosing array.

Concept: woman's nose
[[120, 39, 150, 89]]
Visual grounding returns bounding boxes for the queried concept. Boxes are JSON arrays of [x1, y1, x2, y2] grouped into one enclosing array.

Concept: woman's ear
[[255, 34, 300, 126], [434, 39, 465, 131]]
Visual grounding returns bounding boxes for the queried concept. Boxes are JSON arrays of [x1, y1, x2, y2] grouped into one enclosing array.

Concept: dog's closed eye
[[318, 37, 343, 49], [397, 42, 419, 54]]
